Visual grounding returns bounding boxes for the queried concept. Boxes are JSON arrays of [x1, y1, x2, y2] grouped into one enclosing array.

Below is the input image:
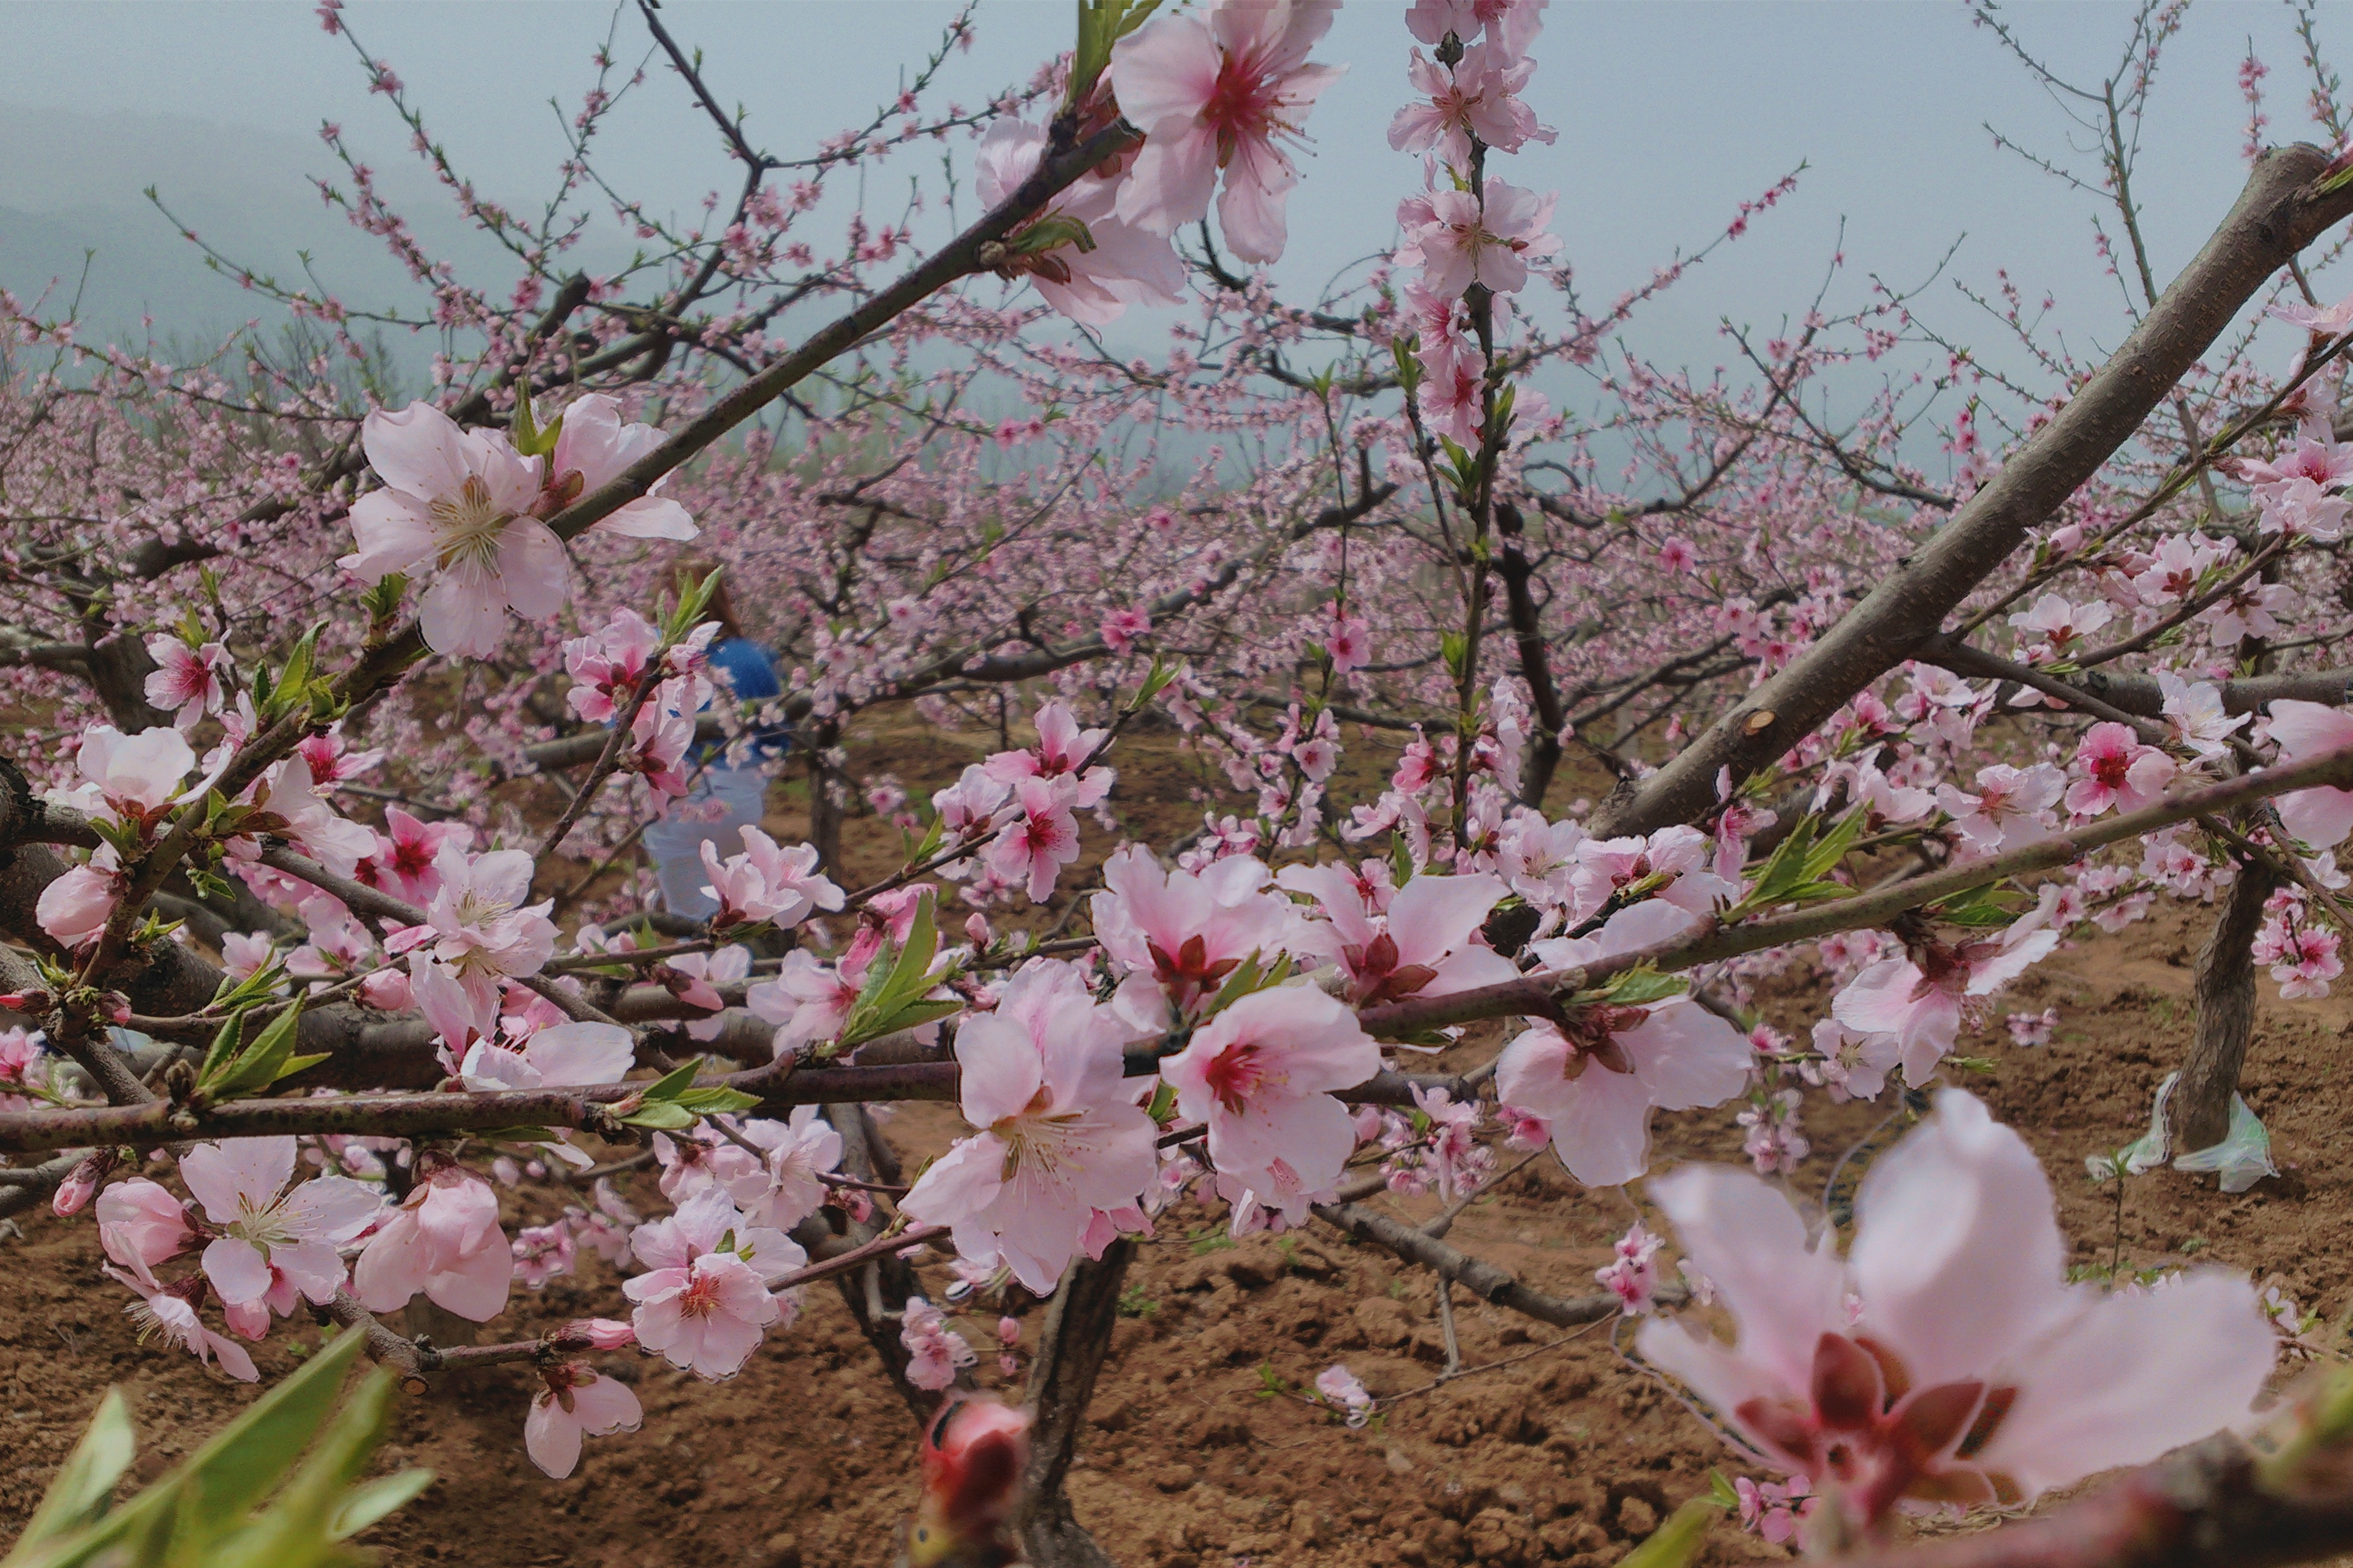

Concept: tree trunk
[[1014, 1241, 1134, 1568], [2167, 859, 2280, 1155], [805, 718, 845, 876]]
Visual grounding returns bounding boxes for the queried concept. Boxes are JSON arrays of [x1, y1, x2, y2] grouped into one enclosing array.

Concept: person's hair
[[672, 557, 745, 640]]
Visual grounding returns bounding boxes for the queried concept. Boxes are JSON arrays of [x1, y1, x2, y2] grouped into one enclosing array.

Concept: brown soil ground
[[4, 730, 2348, 1568]]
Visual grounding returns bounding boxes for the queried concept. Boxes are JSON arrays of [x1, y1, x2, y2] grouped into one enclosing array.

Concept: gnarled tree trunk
[[1015, 1240, 1134, 1568], [2167, 858, 2280, 1155]]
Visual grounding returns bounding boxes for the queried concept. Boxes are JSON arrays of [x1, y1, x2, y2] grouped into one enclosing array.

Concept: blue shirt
[[701, 637, 791, 760]]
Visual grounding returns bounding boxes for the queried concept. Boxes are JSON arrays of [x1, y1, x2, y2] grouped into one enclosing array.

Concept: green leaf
[[205, 1367, 400, 1568], [673, 1086, 762, 1117], [199, 1010, 248, 1084], [1615, 1491, 1730, 1568], [12, 1390, 134, 1553], [12, 1327, 372, 1568], [618, 1100, 698, 1132], [1592, 966, 1688, 1008], [327, 1468, 435, 1543], [837, 891, 960, 1051], [199, 1000, 311, 1101], [1007, 214, 1096, 257], [510, 391, 562, 459], [640, 1060, 702, 1103]]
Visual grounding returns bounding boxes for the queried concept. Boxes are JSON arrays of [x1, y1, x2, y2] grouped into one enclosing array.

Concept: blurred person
[[643, 564, 791, 918]]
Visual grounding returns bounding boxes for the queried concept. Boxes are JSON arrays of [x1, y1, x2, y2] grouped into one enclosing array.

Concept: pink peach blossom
[[1638, 1090, 2275, 1523], [547, 392, 699, 541], [981, 775, 1083, 904], [182, 1135, 381, 1312], [95, 1176, 194, 1270], [2268, 699, 2353, 847], [699, 825, 843, 929], [1494, 901, 1753, 1186], [982, 701, 1115, 807], [1275, 865, 1516, 1005], [723, 1105, 843, 1232], [1831, 897, 2063, 1087], [524, 1360, 644, 1479], [1109, 0, 1346, 264], [624, 1185, 801, 1379], [341, 400, 568, 658], [1091, 843, 1298, 1029], [902, 963, 1158, 1292], [459, 1019, 635, 1091], [2063, 722, 2177, 817], [974, 118, 1184, 326], [1393, 180, 1561, 298], [1159, 983, 1380, 1223], [142, 635, 230, 729], [354, 1161, 514, 1321], [104, 1256, 258, 1382], [901, 1294, 978, 1391], [1387, 42, 1555, 170]]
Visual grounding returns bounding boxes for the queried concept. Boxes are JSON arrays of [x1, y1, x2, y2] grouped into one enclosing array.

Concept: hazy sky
[[0, 2, 2344, 391]]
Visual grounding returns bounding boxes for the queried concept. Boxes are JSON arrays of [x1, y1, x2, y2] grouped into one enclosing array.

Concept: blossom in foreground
[[524, 1360, 644, 1479], [909, 1398, 1029, 1568], [1935, 762, 2063, 857], [1637, 1090, 2275, 1526], [36, 842, 126, 947], [624, 1185, 802, 1379], [2268, 699, 2353, 848], [1159, 983, 1380, 1224], [974, 118, 1184, 326], [1493, 901, 1753, 1187], [723, 1105, 844, 1232], [1109, 0, 1346, 263], [984, 701, 1117, 807], [1393, 180, 1562, 299], [358, 806, 469, 905], [1595, 1220, 1664, 1314], [745, 947, 867, 1057], [354, 1161, 514, 1321], [95, 1176, 194, 1270], [1406, 0, 1547, 58], [1831, 896, 2061, 1086], [390, 846, 559, 1005], [546, 392, 698, 540], [699, 825, 843, 929], [457, 1019, 636, 1092], [902, 963, 1158, 1292], [2064, 722, 2177, 817], [1091, 844, 1297, 1029], [1388, 42, 1555, 170], [143, 634, 230, 729], [182, 1135, 382, 1315], [68, 723, 203, 825], [1276, 865, 1518, 1006], [2156, 673, 2248, 759], [341, 400, 568, 658], [981, 776, 1083, 904], [104, 1257, 258, 1382]]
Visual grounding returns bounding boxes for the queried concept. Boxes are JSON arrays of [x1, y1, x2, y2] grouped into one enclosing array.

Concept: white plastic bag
[[2098, 1071, 2277, 1195]]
